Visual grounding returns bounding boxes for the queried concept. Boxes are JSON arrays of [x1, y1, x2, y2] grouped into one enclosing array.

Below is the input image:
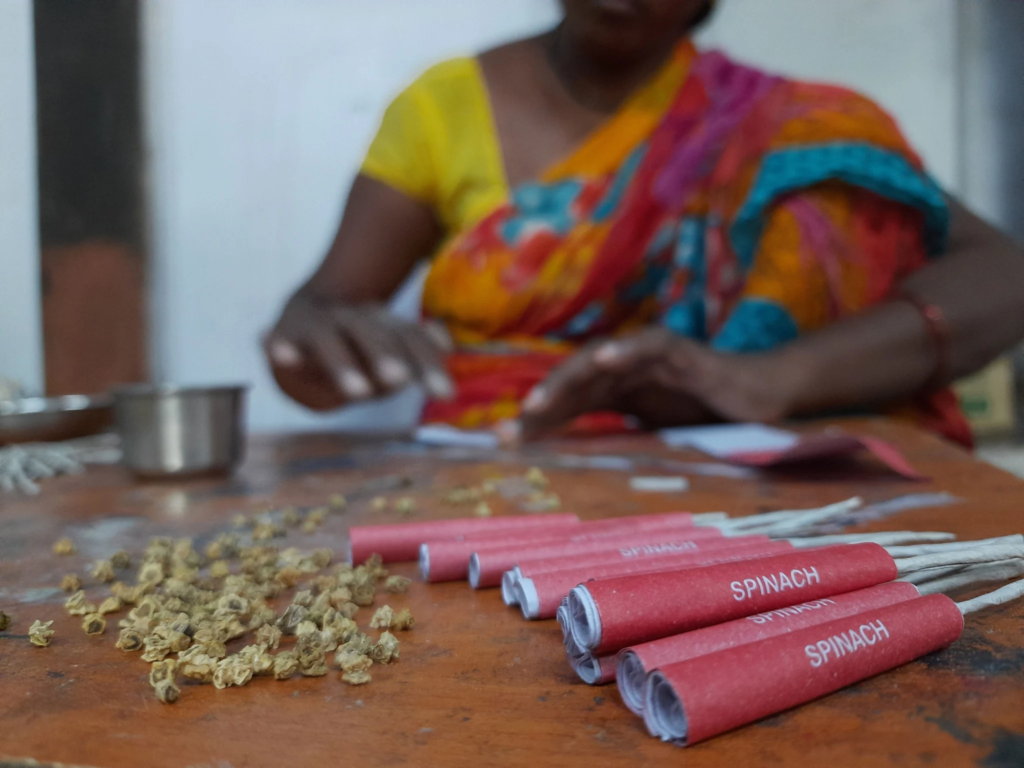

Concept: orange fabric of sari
[[420, 41, 970, 446]]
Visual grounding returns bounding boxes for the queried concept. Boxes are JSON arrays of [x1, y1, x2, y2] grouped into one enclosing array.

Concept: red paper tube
[[617, 581, 921, 714], [518, 541, 796, 620], [570, 543, 899, 654], [422, 514, 709, 583], [644, 594, 964, 746], [510, 534, 774, 583], [469, 527, 731, 589], [348, 513, 579, 563]]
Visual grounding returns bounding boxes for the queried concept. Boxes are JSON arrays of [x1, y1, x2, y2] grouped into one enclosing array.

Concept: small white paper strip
[[629, 476, 690, 493], [414, 424, 499, 449]]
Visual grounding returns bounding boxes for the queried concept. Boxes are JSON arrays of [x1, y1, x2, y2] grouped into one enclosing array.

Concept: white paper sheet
[[659, 423, 799, 457]]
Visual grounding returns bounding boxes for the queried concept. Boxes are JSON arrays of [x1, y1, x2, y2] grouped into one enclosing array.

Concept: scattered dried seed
[[370, 496, 388, 511], [394, 497, 416, 515], [385, 575, 411, 594], [273, 651, 299, 680], [110, 550, 132, 570], [60, 574, 82, 593], [473, 502, 493, 517], [116, 627, 145, 652], [149, 659, 177, 687], [208, 560, 230, 579], [255, 624, 282, 650], [351, 583, 375, 607], [369, 605, 394, 630], [29, 620, 54, 647], [392, 608, 415, 631], [525, 467, 548, 489], [335, 649, 372, 674], [342, 669, 372, 685], [231, 513, 250, 529], [52, 538, 77, 555], [98, 595, 123, 615], [370, 631, 400, 664], [153, 679, 180, 704], [82, 613, 107, 635], [330, 494, 346, 509], [282, 507, 301, 527], [92, 560, 117, 583], [65, 590, 97, 617]]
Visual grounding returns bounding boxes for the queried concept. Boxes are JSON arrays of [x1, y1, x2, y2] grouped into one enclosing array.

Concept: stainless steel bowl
[[0, 395, 114, 445], [113, 385, 248, 478]]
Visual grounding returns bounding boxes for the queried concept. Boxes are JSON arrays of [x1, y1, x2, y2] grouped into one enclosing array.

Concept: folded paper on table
[[660, 424, 922, 480]]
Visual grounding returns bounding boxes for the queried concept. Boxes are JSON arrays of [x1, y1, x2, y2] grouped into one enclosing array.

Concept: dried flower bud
[[252, 521, 285, 541], [52, 537, 77, 555], [60, 574, 82, 594], [339, 633, 374, 657], [212, 656, 254, 689], [180, 652, 218, 683], [351, 583, 375, 607], [336, 602, 360, 620], [275, 566, 303, 588], [342, 669, 372, 685], [247, 604, 277, 631], [272, 651, 298, 680], [370, 496, 388, 511], [255, 624, 282, 650], [98, 596, 123, 615], [141, 635, 172, 662], [29, 620, 54, 647], [392, 608, 415, 631], [295, 620, 319, 637], [116, 627, 145, 652], [82, 612, 107, 635], [216, 594, 249, 616], [310, 574, 338, 594], [310, 548, 333, 569], [149, 658, 178, 687], [334, 648, 372, 674], [473, 502, 493, 518], [385, 575, 411, 594], [208, 560, 230, 579], [238, 644, 275, 676], [525, 467, 548, 489], [0, 611, 10, 632], [65, 590, 97, 617], [292, 590, 313, 608], [369, 605, 394, 630], [276, 604, 308, 635], [282, 507, 301, 527], [138, 562, 165, 585], [205, 541, 224, 560], [370, 631, 400, 664], [231, 513, 251, 529], [326, 587, 353, 610], [394, 497, 416, 515], [307, 507, 327, 526], [153, 679, 180, 704], [110, 550, 132, 570]]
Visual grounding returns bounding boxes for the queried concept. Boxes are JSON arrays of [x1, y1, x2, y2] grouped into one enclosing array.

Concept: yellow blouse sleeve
[[360, 76, 439, 206], [360, 58, 509, 235]]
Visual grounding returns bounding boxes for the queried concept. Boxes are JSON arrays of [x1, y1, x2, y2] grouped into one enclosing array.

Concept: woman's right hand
[[262, 292, 455, 411]]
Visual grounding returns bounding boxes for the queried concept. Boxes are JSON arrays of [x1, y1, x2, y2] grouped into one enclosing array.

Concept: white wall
[[143, 0, 964, 432], [0, 0, 43, 394]]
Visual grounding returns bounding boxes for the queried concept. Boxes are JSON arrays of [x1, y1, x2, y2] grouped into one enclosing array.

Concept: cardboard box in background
[[955, 357, 1017, 437]]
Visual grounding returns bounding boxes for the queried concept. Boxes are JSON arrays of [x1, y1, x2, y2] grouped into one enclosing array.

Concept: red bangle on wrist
[[894, 291, 950, 392]]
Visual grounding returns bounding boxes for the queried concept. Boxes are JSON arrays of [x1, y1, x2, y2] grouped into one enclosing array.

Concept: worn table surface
[[1, 419, 1022, 768]]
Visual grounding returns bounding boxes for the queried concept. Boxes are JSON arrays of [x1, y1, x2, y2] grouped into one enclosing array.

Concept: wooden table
[[1, 419, 1022, 768]]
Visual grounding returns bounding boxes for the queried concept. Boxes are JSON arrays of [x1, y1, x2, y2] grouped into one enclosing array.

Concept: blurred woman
[[265, 0, 1024, 447]]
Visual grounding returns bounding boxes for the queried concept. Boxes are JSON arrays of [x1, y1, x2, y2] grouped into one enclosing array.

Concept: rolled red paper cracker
[[421, 513, 708, 583], [518, 541, 796, 620], [348, 513, 579, 563], [617, 581, 921, 714], [569, 542, 899, 654], [503, 535, 777, 602], [468, 527, 731, 589], [643, 594, 964, 746]]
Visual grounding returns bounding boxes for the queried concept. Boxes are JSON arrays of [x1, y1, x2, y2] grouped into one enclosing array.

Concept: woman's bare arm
[[264, 175, 453, 411]]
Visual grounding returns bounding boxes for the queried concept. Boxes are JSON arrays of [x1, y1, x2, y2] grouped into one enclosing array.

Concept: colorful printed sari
[[421, 41, 971, 446]]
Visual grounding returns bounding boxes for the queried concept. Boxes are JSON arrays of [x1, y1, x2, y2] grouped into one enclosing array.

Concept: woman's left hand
[[506, 328, 805, 442]]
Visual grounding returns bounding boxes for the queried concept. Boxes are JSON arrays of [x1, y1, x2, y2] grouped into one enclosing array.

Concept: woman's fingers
[[305, 325, 376, 400], [337, 308, 418, 391], [517, 343, 615, 441], [393, 322, 456, 400]]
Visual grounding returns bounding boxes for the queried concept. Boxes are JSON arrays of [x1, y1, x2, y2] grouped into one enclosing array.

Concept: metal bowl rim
[[0, 394, 114, 417], [112, 384, 249, 400]]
